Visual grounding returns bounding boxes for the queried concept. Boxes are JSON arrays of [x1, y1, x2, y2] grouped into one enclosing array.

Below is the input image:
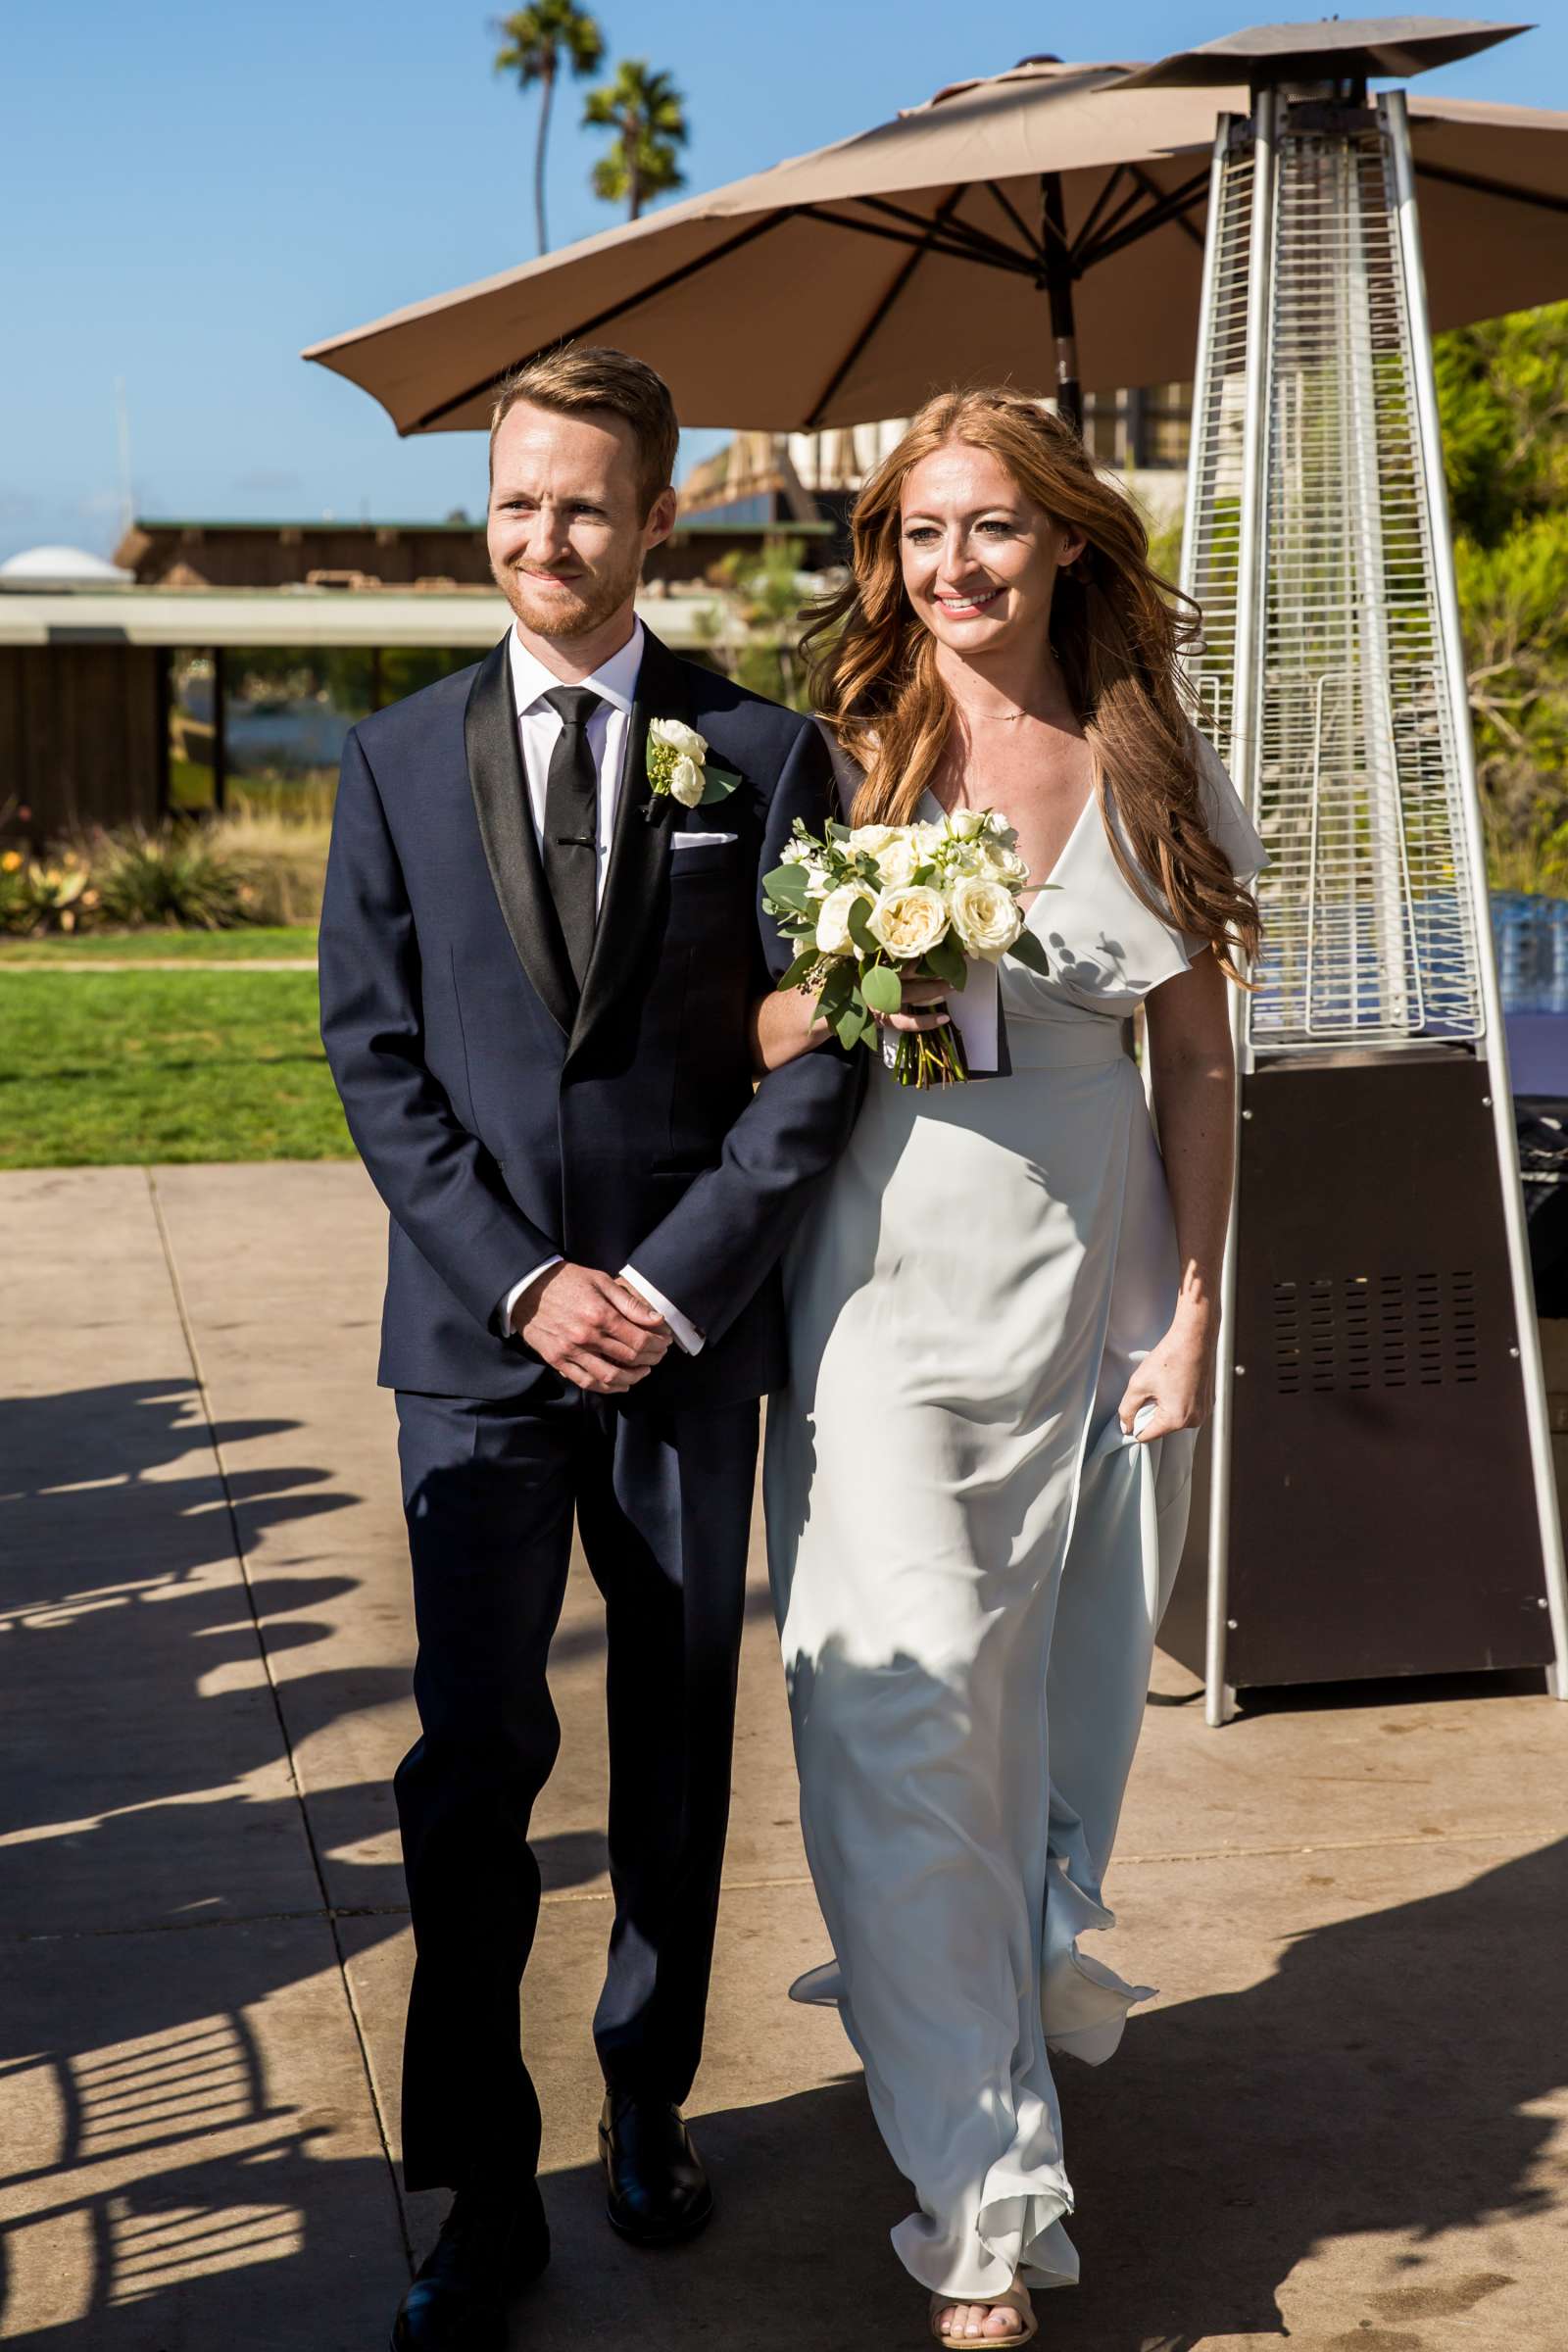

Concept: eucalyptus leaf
[[846, 896, 878, 957], [860, 962, 903, 1015], [815, 965, 854, 1018], [925, 931, 968, 989], [777, 950, 821, 991], [1008, 926, 1052, 975], [702, 766, 741, 804], [765, 864, 810, 910], [833, 1001, 866, 1052]]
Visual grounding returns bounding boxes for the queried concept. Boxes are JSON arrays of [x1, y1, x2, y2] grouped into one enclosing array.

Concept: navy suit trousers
[[393, 1382, 760, 2192]]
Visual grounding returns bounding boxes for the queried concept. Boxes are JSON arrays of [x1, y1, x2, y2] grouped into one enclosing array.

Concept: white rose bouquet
[[763, 808, 1053, 1087]]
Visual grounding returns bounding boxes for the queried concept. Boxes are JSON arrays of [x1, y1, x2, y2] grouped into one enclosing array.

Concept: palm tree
[[493, 1, 605, 256], [583, 60, 688, 222]]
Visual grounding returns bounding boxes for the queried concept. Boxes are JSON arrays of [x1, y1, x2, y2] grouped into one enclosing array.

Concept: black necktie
[[541, 686, 603, 991]]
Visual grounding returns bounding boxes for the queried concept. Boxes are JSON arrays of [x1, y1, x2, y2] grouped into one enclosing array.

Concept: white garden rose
[[669, 755, 705, 808], [951, 873, 1024, 960], [871, 832, 922, 888], [848, 822, 897, 857], [868, 884, 950, 961], [815, 883, 875, 955], [650, 716, 709, 761], [947, 808, 986, 841], [982, 839, 1029, 882]]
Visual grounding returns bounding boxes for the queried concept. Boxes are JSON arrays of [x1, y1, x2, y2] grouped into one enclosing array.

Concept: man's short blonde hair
[[489, 345, 679, 516]]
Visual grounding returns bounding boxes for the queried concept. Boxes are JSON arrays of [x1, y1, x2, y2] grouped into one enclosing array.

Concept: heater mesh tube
[[1185, 123, 1485, 1052]]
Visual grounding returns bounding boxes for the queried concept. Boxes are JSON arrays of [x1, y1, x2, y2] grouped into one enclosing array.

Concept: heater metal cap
[[1116, 15, 1530, 91]]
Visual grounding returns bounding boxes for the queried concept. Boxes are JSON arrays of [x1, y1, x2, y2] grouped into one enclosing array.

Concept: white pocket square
[[671, 831, 737, 848]]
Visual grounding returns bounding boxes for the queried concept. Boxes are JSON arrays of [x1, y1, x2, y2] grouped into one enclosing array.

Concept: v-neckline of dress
[[1025, 785, 1099, 914], [920, 780, 1102, 929]]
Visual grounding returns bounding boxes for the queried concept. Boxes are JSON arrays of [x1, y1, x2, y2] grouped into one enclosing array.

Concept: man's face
[[487, 400, 676, 644]]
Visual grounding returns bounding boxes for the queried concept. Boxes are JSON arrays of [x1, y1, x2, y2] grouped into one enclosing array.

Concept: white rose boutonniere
[[647, 717, 742, 811]]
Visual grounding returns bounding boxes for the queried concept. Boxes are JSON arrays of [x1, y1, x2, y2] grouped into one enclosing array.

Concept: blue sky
[[5, 2, 1566, 565]]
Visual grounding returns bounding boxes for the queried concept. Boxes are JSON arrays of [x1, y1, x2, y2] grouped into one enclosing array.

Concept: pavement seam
[[143, 1164, 415, 2277]]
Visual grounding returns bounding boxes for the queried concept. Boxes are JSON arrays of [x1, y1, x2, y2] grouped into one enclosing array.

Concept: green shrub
[[91, 824, 252, 930]]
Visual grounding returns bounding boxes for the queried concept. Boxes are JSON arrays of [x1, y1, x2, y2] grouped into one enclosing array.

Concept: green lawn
[[0, 926, 317, 963], [0, 969, 352, 1167]]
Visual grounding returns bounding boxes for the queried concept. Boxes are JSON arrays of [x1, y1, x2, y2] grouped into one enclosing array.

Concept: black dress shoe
[[599, 2092, 714, 2246], [390, 2178, 549, 2350]]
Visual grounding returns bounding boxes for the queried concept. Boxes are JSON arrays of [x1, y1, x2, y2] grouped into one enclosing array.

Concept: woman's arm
[[752, 986, 831, 1072], [750, 975, 954, 1074], [1117, 948, 1237, 1441]]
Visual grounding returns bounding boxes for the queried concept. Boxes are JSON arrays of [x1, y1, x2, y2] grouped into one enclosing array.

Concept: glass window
[[222, 646, 371, 816], [1081, 393, 1122, 466], [374, 647, 477, 705], [220, 645, 477, 817], [169, 652, 219, 811]]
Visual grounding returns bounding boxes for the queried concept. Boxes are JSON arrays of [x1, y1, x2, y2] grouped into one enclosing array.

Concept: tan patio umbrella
[[304, 16, 1564, 435]]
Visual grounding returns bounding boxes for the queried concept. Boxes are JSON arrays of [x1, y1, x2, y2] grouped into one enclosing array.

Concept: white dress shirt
[[498, 619, 705, 1358]]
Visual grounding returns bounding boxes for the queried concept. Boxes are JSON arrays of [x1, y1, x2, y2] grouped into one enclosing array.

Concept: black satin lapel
[[464, 637, 575, 1037], [566, 631, 685, 1063]]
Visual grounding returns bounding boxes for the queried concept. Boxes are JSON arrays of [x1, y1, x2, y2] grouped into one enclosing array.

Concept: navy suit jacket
[[318, 627, 864, 1406]]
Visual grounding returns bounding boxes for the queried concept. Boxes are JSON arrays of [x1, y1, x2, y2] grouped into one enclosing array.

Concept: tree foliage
[[493, 0, 604, 254], [583, 59, 688, 220], [695, 537, 814, 709], [1436, 303, 1568, 884]]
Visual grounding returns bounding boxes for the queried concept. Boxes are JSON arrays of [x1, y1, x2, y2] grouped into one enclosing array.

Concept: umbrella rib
[[1413, 158, 1568, 220], [981, 178, 1048, 266], [797, 206, 1037, 277], [1067, 166, 1132, 264], [408, 211, 800, 431], [854, 193, 1038, 273], [805, 188, 970, 428], [1127, 163, 1205, 253], [1074, 164, 1211, 273], [1068, 174, 1149, 263]]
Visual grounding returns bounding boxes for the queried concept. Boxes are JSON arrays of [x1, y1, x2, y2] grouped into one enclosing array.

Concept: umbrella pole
[[1040, 172, 1082, 435]]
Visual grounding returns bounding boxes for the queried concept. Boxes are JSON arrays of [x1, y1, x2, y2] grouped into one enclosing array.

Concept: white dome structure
[[0, 544, 133, 588]]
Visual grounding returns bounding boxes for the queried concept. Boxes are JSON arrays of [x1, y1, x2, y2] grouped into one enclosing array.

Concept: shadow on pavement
[[0, 1377, 410, 2343], [3, 1380, 1561, 2346], [512, 1836, 1567, 2352]]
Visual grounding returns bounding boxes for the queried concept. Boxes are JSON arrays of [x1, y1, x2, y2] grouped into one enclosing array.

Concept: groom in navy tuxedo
[[318, 345, 860, 2351]]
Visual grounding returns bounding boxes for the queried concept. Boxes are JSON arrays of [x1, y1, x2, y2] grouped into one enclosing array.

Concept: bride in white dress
[[754, 390, 1264, 2348]]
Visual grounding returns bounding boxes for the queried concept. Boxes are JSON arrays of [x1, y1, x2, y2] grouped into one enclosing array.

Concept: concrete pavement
[[1, 1159, 1564, 2349]]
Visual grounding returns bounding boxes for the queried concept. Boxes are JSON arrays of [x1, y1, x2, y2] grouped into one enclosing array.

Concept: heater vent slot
[[1271, 1271, 1481, 1394]]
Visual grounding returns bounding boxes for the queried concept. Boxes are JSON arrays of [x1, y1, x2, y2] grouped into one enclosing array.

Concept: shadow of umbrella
[[464, 1837, 1568, 2352], [0, 1377, 409, 2340]]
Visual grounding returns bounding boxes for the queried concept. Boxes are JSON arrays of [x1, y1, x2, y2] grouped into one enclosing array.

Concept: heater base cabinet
[[1160, 1054, 1555, 1691]]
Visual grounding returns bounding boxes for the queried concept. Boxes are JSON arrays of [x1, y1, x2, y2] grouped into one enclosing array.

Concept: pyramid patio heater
[[1142, 20, 1568, 1721]]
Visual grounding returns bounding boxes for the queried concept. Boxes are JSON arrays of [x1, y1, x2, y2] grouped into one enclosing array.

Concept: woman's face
[[898, 439, 1084, 659]]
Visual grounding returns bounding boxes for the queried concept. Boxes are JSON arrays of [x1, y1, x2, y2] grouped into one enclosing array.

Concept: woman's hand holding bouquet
[[763, 809, 1052, 1087]]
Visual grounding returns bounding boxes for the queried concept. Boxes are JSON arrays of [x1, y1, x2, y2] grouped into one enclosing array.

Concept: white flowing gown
[[763, 743, 1264, 2300]]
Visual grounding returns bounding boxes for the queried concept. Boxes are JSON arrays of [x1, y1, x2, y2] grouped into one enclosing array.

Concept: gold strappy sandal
[[929, 2282, 1037, 2349]]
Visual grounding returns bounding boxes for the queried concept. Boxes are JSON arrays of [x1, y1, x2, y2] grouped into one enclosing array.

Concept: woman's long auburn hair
[[803, 388, 1260, 980]]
